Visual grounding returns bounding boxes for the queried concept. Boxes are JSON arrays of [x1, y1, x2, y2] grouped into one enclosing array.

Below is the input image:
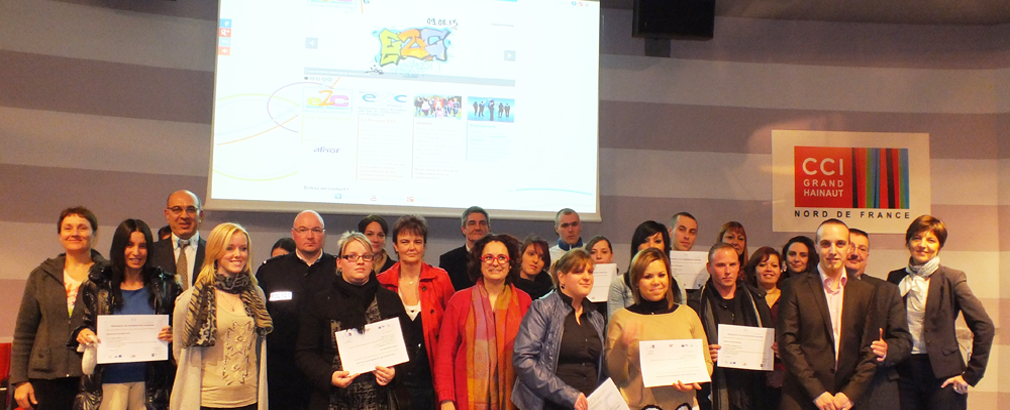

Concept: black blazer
[[854, 274, 912, 410], [438, 245, 473, 291], [777, 271, 879, 410], [148, 237, 206, 287], [887, 265, 994, 386]]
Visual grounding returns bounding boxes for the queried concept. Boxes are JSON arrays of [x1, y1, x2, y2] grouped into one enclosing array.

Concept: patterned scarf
[[465, 280, 523, 410], [182, 272, 273, 348], [898, 256, 940, 297]]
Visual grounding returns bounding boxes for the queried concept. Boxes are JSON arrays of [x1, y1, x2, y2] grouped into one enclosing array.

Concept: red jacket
[[377, 262, 456, 380]]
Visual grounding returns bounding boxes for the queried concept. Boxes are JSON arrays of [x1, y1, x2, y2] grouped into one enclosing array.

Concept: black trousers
[[29, 377, 79, 410], [201, 404, 257, 410], [897, 354, 967, 410]]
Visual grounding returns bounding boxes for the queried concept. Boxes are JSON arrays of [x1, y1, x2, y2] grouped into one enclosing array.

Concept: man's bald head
[[292, 210, 325, 257]]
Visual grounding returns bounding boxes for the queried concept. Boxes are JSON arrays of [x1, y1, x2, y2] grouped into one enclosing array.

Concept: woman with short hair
[[605, 247, 711, 410], [13, 207, 107, 410], [298, 231, 409, 410], [717, 221, 748, 274], [171, 223, 273, 410], [512, 248, 604, 410], [377, 215, 456, 410], [435, 234, 532, 410], [887, 215, 994, 410]]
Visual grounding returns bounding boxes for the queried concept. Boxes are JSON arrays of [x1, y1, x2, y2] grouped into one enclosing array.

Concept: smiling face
[[671, 215, 698, 251], [590, 240, 613, 264], [520, 244, 545, 276], [339, 239, 374, 285], [785, 242, 810, 274], [721, 230, 746, 256], [216, 232, 249, 276], [124, 231, 148, 274], [755, 254, 781, 290], [637, 232, 666, 252], [164, 191, 202, 240], [60, 214, 95, 253], [364, 221, 387, 254], [394, 231, 425, 265], [816, 223, 850, 275], [846, 233, 870, 277], [480, 241, 511, 285], [637, 260, 670, 302], [908, 230, 941, 265], [558, 264, 594, 300]]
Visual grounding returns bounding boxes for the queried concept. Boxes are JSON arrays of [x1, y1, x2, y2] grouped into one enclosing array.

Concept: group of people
[[11, 191, 993, 410]]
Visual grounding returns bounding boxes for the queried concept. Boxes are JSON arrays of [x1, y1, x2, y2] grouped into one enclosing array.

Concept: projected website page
[[208, 0, 601, 218]]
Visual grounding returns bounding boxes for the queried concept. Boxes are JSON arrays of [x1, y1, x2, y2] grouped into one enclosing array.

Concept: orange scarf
[[464, 280, 523, 410]]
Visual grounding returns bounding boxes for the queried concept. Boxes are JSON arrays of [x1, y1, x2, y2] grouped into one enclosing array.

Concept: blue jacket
[[511, 291, 605, 410]]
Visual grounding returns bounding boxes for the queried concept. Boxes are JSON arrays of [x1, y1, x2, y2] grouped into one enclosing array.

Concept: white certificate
[[96, 314, 169, 364], [588, 378, 630, 410], [639, 339, 710, 387], [588, 263, 618, 303], [335, 317, 410, 375], [669, 251, 709, 290], [716, 324, 775, 371]]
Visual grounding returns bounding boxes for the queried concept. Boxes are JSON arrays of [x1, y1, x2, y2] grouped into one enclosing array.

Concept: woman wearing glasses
[[377, 215, 456, 410], [297, 232, 410, 410], [171, 222, 273, 410], [435, 234, 532, 410]]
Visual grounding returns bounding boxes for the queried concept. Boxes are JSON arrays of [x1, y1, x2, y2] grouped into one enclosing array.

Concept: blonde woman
[[171, 223, 273, 410]]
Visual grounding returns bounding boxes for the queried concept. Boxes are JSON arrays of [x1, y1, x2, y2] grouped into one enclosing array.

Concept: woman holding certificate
[[435, 234, 532, 410], [605, 247, 712, 410], [512, 249, 605, 410], [377, 215, 456, 410], [171, 223, 273, 410], [74, 219, 182, 410], [13, 207, 106, 410], [887, 216, 994, 410], [297, 232, 410, 410]]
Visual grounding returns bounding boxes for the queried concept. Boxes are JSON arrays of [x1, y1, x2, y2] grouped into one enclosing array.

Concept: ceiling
[[601, 0, 1010, 25]]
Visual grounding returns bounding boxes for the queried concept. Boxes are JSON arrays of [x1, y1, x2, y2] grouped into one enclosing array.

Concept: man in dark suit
[[777, 219, 878, 410], [845, 228, 911, 410], [148, 190, 205, 289], [438, 206, 489, 291], [256, 210, 337, 410]]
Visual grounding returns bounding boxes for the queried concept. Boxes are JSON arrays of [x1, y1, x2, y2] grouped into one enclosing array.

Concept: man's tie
[[177, 240, 189, 290]]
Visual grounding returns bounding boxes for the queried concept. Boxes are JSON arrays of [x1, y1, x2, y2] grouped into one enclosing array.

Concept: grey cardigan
[[11, 251, 106, 384], [511, 291, 605, 410]]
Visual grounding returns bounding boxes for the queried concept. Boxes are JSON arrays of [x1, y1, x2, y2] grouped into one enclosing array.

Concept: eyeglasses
[[294, 227, 325, 235], [167, 206, 200, 215], [342, 253, 374, 262], [481, 254, 510, 265]]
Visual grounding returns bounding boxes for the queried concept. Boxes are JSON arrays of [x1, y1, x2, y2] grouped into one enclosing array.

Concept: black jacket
[[438, 245, 474, 291], [73, 265, 182, 410], [853, 274, 911, 410], [147, 237, 205, 287]]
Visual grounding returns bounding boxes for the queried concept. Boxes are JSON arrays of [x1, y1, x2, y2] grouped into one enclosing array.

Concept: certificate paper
[[717, 324, 775, 371], [588, 263, 618, 302], [96, 314, 169, 364], [588, 378, 630, 410], [335, 317, 409, 375], [639, 339, 710, 387], [669, 251, 709, 290]]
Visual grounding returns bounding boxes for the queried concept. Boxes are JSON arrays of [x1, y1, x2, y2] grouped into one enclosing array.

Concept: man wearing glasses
[[256, 210, 338, 410], [149, 189, 206, 289]]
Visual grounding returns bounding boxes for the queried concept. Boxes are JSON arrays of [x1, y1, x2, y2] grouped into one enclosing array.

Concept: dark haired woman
[[512, 249, 604, 410], [359, 214, 397, 274], [887, 215, 993, 410], [780, 236, 817, 281], [13, 206, 107, 410], [435, 234, 532, 410], [74, 219, 182, 410], [607, 221, 679, 318], [514, 236, 554, 300], [378, 215, 456, 410]]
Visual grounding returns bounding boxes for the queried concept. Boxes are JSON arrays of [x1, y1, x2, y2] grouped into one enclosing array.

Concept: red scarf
[[464, 280, 523, 410]]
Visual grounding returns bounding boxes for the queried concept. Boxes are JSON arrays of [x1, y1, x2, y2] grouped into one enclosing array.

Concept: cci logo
[[794, 146, 909, 209]]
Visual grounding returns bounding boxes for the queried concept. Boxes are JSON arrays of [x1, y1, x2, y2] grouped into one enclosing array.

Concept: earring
[[560, 284, 565, 289]]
